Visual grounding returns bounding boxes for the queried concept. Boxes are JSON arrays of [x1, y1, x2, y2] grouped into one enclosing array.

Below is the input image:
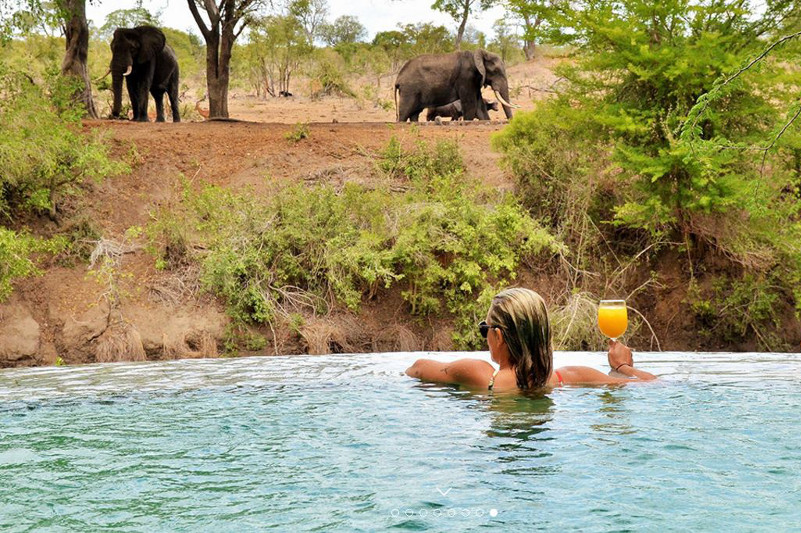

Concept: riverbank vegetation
[[0, 62, 125, 302], [494, 0, 801, 349], [146, 138, 559, 349], [1, 0, 801, 360]]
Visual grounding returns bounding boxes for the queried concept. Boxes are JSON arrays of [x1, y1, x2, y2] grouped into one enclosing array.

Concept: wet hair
[[486, 288, 553, 389]]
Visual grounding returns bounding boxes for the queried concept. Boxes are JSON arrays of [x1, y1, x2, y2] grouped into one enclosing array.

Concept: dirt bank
[[2, 86, 799, 366], [1, 118, 522, 367]]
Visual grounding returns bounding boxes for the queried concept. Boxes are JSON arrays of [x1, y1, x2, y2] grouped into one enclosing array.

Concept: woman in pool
[[406, 288, 656, 390]]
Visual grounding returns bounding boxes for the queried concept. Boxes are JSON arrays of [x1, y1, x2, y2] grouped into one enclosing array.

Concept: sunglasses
[[478, 321, 502, 339]]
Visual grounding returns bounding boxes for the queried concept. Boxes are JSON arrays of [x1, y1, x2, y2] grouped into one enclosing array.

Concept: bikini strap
[[488, 368, 500, 390]]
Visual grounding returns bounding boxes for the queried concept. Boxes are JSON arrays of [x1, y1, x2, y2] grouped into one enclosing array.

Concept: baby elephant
[[426, 99, 499, 121]]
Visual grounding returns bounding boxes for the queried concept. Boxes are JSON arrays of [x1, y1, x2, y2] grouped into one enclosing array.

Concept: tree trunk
[[204, 31, 231, 119], [523, 40, 536, 60], [60, 0, 98, 119], [455, 0, 471, 49]]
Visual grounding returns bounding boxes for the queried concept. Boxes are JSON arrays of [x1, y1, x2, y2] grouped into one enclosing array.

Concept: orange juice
[[598, 302, 628, 339]]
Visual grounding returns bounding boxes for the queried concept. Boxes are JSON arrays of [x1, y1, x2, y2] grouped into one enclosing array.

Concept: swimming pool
[[1, 351, 800, 531]]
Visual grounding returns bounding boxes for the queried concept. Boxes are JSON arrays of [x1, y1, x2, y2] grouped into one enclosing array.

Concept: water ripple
[[1, 351, 801, 531]]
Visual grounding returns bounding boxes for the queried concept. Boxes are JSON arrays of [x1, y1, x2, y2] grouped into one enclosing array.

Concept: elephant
[[109, 25, 180, 122], [394, 49, 517, 122], [426, 98, 499, 121]]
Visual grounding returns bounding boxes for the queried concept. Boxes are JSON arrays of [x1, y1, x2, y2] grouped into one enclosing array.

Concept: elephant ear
[[472, 49, 487, 87], [137, 26, 166, 63]]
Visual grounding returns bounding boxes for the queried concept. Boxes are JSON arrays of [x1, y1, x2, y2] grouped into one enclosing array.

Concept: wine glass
[[598, 300, 628, 341]]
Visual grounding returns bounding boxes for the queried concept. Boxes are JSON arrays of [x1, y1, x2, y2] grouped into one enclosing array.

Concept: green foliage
[[0, 62, 128, 219], [97, 2, 160, 41], [319, 15, 366, 46], [492, 98, 607, 231], [0, 227, 66, 301], [687, 274, 791, 350], [147, 139, 559, 348], [494, 0, 801, 347], [285, 122, 311, 143], [308, 50, 355, 98]]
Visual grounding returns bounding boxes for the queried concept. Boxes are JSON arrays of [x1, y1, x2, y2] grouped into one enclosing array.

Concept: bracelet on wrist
[[615, 363, 631, 372]]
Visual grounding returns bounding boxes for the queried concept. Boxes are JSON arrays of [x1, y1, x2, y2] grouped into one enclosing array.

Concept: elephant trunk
[[111, 73, 124, 118]]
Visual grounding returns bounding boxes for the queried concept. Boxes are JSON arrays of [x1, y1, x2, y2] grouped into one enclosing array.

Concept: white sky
[[85, 1, 509, 40]]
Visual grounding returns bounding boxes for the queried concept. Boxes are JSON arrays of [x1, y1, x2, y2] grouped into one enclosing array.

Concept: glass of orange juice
[[598, 300, 628, 340]]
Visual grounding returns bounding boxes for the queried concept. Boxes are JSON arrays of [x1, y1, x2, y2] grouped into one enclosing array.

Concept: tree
[[2, 0, 98, 117], [187, 0, 271, 119], [244, 12, 311, 96], [58, 0, 97, 118], [97, 1, 160, 41], [496, 0, 801, 239], [430, 0, 495, 49], [288, 0, 327, 46], [319, 15, 366, 46], [503, 0, 555, 60], [490, 18, 519, 61]]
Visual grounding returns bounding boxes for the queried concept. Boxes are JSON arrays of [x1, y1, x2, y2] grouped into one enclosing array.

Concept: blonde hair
[[487, 288, 553, 389]]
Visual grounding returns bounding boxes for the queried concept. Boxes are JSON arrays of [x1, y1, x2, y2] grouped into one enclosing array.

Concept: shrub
[[147, 139, 561, 348], [0, 228, 66, 301], [0, 63, 128, 219]]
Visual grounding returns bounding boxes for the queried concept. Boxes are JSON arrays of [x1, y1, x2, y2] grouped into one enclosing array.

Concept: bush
[[0, 62, 128, 219], [147, 139, 561, 348], [0, 228, 66, 301]]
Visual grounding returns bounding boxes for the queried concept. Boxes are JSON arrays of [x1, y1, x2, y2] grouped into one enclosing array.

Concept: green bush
[[493, 1, 801, 348], [147, 139, 560, 348], [0, 228, 66, 301], [0, 62, 128, 219]]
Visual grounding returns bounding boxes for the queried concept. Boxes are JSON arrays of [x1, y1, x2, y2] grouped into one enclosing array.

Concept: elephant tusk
[[123, 65, 133, 77], [493, 90, 521, 109]]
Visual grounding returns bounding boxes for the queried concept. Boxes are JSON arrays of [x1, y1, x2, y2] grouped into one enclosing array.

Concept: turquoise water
[[1, 351, 800, 531]]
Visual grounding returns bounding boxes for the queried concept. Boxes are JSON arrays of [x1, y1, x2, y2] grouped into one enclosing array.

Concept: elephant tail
[[394, 84, 399, 122]]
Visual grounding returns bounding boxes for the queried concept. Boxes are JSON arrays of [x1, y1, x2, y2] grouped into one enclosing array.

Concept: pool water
[[1, 351, 800, 531]]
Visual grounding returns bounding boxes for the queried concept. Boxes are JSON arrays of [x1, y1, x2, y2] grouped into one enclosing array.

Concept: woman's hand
[[607, 340, 633, 371], [606, 340, 657, 381]]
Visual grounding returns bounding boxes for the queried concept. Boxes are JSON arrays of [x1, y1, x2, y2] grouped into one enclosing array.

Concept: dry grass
[[300, 319, 352, 355], [163, 330, 218, 359], [373, 324, 422, 352], [94, 322, 147, 363]]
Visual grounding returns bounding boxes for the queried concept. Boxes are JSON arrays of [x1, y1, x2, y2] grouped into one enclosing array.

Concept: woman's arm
[[405, 358, 494, 388], [555, 341, 657, 385], [607, 340, 657, 381]]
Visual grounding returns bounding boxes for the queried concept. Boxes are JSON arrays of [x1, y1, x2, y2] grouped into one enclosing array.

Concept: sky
[[85, 0, 509, 41]]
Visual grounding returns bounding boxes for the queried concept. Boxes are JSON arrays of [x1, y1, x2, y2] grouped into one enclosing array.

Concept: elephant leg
[[136, 64, 156, 122], [476, 97, 490, 120], [151, 89, 166, 122], [398, 93, 421, 122], [137, 86, 150, 122], [126, 77, 139, 120], [461, 97, 482, 120], [168, 78, 181, 123]]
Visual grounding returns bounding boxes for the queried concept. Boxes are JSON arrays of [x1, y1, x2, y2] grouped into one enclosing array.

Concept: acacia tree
[[187, 0, 271, 118], [319, 15, 366, 46], [430, 0, 495, 48]]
